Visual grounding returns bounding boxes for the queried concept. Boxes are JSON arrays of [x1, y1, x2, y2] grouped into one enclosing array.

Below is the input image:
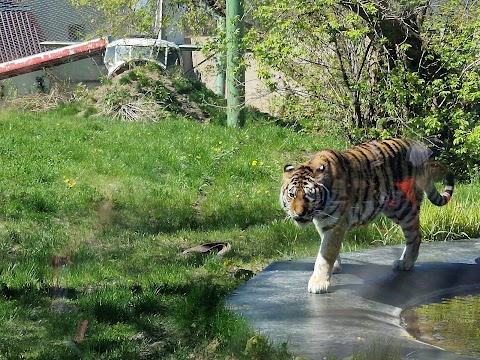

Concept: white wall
[[0, 56, 106, 98], [188, 37, 281, 114]]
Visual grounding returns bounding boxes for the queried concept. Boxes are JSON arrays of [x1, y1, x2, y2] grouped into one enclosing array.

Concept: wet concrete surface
[[226, 240, 480, 359]]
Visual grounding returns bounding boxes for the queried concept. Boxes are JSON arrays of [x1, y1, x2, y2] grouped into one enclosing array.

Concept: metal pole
[[226, 0, 245, 127], [155, 0, 164, 40]]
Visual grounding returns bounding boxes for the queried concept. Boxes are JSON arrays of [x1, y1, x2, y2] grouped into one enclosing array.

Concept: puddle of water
[[402, 295, 480, 357]]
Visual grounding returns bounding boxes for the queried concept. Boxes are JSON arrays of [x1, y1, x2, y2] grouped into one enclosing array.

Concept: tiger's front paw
[[392, 259, 414, 271], [308, 274, 330, 294]]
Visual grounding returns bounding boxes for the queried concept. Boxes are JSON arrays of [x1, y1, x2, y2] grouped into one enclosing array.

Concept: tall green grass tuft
[[421, 182, 480, 241], [347, 337, 402, 360]]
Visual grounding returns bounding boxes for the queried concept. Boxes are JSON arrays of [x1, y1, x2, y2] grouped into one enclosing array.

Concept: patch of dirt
[[95, 199, 116, 227]]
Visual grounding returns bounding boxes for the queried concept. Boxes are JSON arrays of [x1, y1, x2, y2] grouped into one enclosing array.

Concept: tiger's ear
[[283, 165, 295, 180]]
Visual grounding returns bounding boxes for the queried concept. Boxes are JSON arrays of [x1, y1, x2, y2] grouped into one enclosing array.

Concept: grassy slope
[[0, 106, 343, 359], [0, 106, 478, 359]]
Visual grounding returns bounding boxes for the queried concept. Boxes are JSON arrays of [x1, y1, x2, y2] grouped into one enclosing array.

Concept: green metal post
[[214, 18, 226, 97], [226, 0, 245, 127]]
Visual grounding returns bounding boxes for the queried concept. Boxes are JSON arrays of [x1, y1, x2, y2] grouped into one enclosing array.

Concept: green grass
[[0, 105, 478, 359]]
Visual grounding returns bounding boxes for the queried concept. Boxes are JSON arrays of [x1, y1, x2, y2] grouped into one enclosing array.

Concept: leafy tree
[[70, 0, 219, 38], [246, 0, 480, 178], [70, 0, 157, 37]]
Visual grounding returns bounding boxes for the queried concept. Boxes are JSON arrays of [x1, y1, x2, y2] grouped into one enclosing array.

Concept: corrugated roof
[[0, 5, 46, 63]]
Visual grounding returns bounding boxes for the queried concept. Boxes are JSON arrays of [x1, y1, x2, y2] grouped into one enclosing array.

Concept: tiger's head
[[280, 161, 331, 227]]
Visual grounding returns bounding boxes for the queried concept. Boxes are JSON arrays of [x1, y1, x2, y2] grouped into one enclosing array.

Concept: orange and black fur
[[280, 139, 454, 293]]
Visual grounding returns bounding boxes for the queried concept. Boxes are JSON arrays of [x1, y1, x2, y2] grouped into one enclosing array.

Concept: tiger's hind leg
[[393, 224, 421, 270], [388, 207, 422, 271]]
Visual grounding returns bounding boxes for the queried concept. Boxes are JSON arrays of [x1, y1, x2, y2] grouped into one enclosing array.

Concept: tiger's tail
[[424, 171, 454, 206]]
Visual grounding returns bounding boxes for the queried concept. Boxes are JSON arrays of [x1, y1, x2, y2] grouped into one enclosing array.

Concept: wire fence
[[0, 0, 105, 62], [26, 0, 104, 42], [1, 0, 204, 63]]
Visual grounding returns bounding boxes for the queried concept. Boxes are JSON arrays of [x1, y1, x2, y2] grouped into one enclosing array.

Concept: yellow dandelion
[[64, 178, 77, 189], [213, 147, 221, 152], [251, 160, 258, 166], [259, 161, 264, 166]]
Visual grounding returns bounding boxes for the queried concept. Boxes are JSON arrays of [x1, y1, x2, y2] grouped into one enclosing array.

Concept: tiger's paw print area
[[226, 240, 480, 360]]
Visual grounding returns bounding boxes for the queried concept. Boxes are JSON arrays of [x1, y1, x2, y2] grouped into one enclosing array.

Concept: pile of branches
[[4, 71, 82, 112], [91, 65, 207, 122]]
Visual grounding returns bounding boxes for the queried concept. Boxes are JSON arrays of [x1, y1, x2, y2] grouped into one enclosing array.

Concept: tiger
[[280, 138, 454, 294]]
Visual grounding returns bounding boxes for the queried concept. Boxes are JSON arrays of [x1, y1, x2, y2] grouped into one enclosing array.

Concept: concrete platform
[[226, 240, 480, 359]]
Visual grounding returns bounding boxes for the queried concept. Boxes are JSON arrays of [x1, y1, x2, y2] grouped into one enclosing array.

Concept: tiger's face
[[280, 163, 329, 227]]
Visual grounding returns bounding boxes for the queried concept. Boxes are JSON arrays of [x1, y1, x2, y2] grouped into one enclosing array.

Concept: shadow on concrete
[[340, 261, 480, 308]]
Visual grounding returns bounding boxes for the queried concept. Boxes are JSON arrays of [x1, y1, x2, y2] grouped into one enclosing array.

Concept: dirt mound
[[3, 65, 230, 124], [89, 65, 225, 123]]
